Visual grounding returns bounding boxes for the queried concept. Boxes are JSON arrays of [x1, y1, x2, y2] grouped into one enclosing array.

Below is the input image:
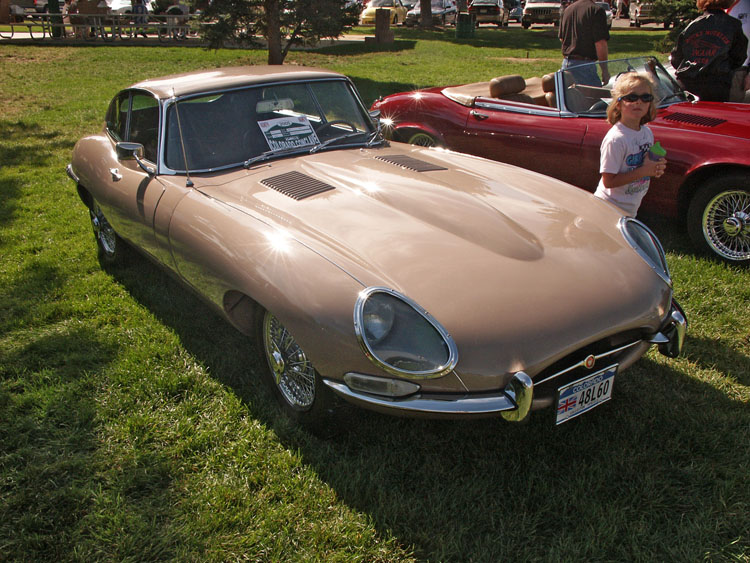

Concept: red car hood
[[655, 101, 750, 139]]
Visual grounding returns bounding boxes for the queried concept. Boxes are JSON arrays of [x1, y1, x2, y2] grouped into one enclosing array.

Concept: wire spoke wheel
[[90, 203, 117, 260], [702, 190, 750, 262], [262, 311, 317, 410], [407, 132, 436, 147]]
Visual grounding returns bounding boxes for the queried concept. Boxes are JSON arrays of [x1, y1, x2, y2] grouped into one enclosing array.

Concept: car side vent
[[663, 113, 726, 127], [260, 171, 335, 200], [375, 154, 448, 172]]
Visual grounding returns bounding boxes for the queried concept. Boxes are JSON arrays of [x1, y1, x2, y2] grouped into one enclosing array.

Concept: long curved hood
[[192, 145, 671, 384]]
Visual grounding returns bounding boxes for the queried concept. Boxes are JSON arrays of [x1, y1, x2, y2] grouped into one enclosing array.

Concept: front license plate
[[555, 365, 617, 425]]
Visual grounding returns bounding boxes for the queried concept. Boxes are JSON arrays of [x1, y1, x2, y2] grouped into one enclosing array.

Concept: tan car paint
[[70, 66, 677, 417]]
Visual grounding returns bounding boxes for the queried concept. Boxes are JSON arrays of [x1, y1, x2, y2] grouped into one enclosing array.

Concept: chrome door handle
[[109, 168, 122, 181], [470, 110, 489, 120]]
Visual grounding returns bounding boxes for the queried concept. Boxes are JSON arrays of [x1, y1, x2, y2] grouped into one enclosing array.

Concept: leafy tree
[[649, 0, 699, 51], [200, 0, 359, 64]]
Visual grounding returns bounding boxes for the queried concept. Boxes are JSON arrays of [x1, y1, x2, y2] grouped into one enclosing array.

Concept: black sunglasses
[[618, 93, 654, 103]]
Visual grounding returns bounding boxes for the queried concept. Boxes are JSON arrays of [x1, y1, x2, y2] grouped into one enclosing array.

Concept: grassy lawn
[[1, 28, 748, 561]]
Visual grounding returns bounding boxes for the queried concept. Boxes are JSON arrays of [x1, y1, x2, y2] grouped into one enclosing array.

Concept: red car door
[[457, 99, 601, 190]]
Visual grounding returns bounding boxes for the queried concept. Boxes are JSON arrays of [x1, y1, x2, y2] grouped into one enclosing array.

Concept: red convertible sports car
[[371, 56, 750, 264]]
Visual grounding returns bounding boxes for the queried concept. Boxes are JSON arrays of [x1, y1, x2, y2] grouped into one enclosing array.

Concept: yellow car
[[359, 0, 408, 25]]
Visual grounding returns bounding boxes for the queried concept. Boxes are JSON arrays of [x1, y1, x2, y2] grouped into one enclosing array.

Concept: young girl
[[594, 72, 666, 217]]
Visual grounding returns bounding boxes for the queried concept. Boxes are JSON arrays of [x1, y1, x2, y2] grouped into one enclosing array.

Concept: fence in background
[[0, 11, 199, 42]]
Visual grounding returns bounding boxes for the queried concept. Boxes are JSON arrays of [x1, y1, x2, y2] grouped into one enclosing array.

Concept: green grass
[[1, 29, 748, 561]]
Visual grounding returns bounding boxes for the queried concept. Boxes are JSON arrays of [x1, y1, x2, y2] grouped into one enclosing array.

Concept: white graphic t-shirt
[[594, 121, 655, 217], [728, 0, 750, 65]]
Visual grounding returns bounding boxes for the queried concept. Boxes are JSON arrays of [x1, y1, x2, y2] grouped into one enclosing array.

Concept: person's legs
[[562, 58, 602, 87]]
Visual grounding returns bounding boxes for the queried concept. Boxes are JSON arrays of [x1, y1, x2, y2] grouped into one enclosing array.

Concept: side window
[[105, 92, 129, 142], [129, 93, 159, 163]]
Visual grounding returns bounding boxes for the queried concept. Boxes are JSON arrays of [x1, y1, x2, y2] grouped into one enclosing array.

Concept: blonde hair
[[606, 72, 657, 126]]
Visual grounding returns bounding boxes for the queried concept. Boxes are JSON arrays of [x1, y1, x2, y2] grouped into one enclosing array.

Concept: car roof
[[130, 65, 347, 99]]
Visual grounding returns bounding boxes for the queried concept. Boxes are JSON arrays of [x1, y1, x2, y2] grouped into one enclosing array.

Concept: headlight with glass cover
[[619, 217, 672, 286], [353, 287, 458, 379]]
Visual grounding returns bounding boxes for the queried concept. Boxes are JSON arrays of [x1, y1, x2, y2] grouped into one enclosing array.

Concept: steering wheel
[[315, 120, 358, 137]]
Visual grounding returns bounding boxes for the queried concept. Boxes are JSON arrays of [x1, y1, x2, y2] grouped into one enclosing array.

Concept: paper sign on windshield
[[258, 116, 320, 151]]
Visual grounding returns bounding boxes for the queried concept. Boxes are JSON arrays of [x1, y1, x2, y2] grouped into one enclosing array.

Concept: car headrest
[[542, 73, 555, 93], [489, 75, 526, 98]]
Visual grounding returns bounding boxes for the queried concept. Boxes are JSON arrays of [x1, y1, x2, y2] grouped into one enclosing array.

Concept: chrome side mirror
[[116, 141, 155, 175]]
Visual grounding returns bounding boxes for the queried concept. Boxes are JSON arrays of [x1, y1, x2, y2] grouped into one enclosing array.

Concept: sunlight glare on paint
[[265, 229, 293, 254]]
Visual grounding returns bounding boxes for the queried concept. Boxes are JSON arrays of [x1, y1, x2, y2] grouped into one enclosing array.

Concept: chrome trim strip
[[353, 286, 459, 379], [474, 100, 560, 117], [323, 379, 517, 415], [533, 340, 642, 387], [619, 217, 672, 287]]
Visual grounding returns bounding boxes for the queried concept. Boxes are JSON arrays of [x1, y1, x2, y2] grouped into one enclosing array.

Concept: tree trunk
[[419, 0, 432, 28], [265, 0, 284, 64]]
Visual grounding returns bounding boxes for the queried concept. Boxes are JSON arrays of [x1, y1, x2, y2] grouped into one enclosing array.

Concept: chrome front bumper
[[325, 300, 687, 421], [650, 299, 688, 358], [323, 371, 534, 421]]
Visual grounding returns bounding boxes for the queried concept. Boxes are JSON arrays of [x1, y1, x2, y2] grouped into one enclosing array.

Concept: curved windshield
[[560, 56, 690, 115], [164, 79, 375, 173]]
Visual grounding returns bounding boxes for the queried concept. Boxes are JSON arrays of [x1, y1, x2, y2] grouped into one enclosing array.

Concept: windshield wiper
[[243, 147, 308, 168], [308, 130, 368, 154]]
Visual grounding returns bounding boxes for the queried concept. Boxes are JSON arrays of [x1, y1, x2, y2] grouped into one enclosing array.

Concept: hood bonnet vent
[[260, 171, 335, 200], [663, 113, 726, 128], [376, 154, 448, 172]]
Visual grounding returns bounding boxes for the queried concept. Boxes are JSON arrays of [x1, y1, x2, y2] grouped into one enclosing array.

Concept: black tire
[[89, 201, 128, 266], [256, 308, 336, 427], [522, 21, 530, 28], [686, 173, 750, 264]]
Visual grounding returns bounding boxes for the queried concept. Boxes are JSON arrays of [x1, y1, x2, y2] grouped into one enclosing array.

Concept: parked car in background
[[371, 56, 750, 264], [468, 0, 509, 26], [508, 0, 522, 22], [629, 0, 655, 26], [596, 0, 612, 28], [405, 0, 457, 26], [359, 0, 408, 24], [521, 0, 561, 28], [11, 0, 54, 14], [67, 65, 686, 428], [108, 0, 155, 14]]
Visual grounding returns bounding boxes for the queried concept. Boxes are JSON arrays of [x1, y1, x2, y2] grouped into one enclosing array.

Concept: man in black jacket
[[671, 0, 748, 101]]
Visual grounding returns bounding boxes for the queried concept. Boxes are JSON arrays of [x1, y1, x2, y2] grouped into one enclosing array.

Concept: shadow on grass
[[0, 119, 75, 169], [101, 246, 748, 561], [0, 119, 75, 230], [349, 75, 425, 105], [0, 263, 119, 556]]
